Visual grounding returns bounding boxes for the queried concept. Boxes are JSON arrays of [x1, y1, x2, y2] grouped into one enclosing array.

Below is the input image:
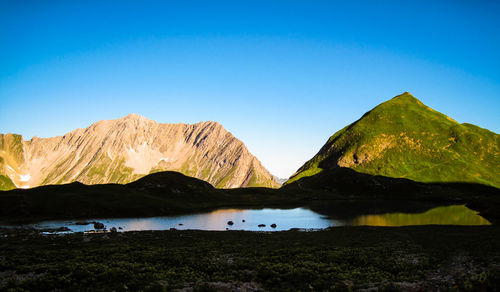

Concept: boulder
[[93, 222, 105, 229]]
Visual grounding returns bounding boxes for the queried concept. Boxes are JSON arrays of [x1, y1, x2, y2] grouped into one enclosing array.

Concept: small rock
[[258, 224, 266, 227], [242, 219, 245, 222], [93, 222, 105, 229], [75, 221, 90, 225], [110, 227, 117, 233], [169, 228, 177, 231], [178, 223, 183, 226], [270, 224, 277, 228], [40, 226, 71, 233], [118, 227, 123, 230], [227, 221, 234, 225]]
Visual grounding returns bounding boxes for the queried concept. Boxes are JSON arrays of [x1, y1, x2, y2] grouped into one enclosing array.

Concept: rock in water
[[93, 222, 105, 229]]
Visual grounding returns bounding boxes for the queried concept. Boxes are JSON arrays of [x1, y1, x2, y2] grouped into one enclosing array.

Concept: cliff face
[[0, 114, 279, 190]]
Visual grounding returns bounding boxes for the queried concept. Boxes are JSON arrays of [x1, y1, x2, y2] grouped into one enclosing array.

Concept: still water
[[20, 204, 490, 233], [342, 204, 491, 227]]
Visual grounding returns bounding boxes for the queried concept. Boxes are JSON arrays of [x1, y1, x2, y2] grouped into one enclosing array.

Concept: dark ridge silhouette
[[0, 169, 498, 224]]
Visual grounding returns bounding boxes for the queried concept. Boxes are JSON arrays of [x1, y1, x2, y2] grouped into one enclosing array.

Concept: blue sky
[[1, 1, 499, 178]]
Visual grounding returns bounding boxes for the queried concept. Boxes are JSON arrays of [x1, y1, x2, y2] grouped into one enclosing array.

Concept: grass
[[0, 175, 15, 191], [286, 92, 500, 188], [0, 134, 26, 190], [214, 163, 238, 188], [0, 226, 499, 291]]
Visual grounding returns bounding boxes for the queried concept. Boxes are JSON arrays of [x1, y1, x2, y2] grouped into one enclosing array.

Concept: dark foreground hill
[[0, 171, 288, 223], [286, 92, 499, 188], [1, 169, 499, 223]]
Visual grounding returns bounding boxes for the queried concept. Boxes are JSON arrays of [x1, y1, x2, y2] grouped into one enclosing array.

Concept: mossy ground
[[0, 226, 498, 291]]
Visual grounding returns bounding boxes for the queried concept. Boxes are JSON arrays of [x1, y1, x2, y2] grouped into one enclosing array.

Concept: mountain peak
[[399, 91, 413, 97], [388, 91, 419, 103], [114, 113, 156, 126], [122, 113, 150, 121], [286, 92, 499, 188], [370, 92, 431, 116], [0, 115, 279, 190]]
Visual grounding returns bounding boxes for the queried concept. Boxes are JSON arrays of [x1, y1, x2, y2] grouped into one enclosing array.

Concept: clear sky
[[1, 1, 499, 178]]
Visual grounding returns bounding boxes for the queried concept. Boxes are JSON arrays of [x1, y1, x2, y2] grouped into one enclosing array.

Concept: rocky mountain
[[273, 176, 289, 186], [286, 92, 500, 188], [0, 114, 279, 190]]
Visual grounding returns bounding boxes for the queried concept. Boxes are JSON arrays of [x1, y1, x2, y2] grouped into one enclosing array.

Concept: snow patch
[[21, 185, 30, 189], [6, 165, 15, 172], [128, 146, 135, 153], [158, 157, 169, 163], [20, 174, 31, 182]]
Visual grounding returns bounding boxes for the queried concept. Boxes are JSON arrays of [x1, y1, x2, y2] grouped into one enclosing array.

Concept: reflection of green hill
[[287, 92, 500, 188], [345, 205, 491, 226]]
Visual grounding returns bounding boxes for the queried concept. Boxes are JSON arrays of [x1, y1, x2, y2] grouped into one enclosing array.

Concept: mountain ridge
[[0, 115, 279, 190]]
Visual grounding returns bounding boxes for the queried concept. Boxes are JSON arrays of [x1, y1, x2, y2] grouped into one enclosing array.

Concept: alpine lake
[[8, 203, 490, 233]]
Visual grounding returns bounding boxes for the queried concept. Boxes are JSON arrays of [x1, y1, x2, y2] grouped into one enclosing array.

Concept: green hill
[[286, 92, 500, 188]]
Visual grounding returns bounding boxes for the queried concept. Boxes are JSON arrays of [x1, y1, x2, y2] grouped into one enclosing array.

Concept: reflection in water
[[344, 205, 491, 226], [25, 208, 334, 232], [7, 204, 491, 233]]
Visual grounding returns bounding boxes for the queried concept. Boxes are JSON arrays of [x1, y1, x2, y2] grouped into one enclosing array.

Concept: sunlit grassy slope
[[287, 92, 499, 188], [0, 134, 25, 190]]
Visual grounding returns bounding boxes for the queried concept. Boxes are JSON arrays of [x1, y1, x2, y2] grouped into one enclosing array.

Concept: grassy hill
[[286, 92, 500, 188]]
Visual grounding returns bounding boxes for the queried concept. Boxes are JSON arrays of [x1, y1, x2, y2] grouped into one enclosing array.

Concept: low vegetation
[[0, 226, 499, 291]]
